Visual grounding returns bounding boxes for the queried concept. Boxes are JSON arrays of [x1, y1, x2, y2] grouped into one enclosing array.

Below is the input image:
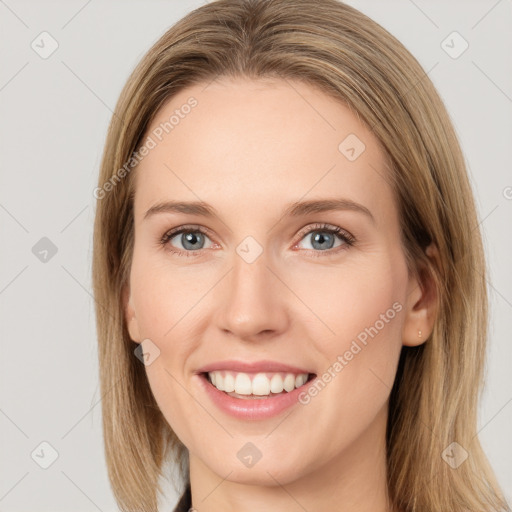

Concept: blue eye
[[160, 226, 214, 257], [295, 225, 354, 253], [160, 223, 355, 257]]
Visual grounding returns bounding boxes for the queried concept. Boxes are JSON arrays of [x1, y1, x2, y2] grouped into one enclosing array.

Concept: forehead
[[132, 77, 395, 226]]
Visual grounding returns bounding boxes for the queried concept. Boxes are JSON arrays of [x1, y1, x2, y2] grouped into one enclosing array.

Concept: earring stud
[[418, 330, 422, 338]]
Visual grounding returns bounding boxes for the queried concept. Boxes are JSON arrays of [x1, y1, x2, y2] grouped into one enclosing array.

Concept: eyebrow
[[143, 198, 375, 224]]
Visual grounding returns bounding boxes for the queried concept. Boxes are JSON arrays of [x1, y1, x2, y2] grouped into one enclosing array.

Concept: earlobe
[[402, 244, 439, 347], [122, 284, 142, 343]]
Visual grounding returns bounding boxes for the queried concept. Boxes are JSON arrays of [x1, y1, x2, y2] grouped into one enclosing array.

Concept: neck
[[188, 403, 392, 512]]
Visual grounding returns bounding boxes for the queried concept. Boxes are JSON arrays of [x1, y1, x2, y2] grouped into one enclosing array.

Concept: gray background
[[0, 0, 511, 510]]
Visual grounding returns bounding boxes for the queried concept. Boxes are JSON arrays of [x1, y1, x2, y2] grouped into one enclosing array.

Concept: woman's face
[[124, 77, 428, 486]]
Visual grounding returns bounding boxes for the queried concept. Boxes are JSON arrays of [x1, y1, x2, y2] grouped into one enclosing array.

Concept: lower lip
[[197, 373, 314, 420]]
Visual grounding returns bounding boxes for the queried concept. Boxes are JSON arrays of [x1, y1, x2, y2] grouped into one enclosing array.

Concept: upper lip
[[196, 360, 314, 375]]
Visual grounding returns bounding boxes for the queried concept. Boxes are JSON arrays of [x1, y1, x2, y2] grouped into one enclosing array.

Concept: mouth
[[201, 370, 316, 399], [195, 360, 318, 419], [198, 369, 318, 420]]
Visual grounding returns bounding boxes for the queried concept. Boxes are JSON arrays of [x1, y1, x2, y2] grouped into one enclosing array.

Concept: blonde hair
[[92, 1, 510, 511]]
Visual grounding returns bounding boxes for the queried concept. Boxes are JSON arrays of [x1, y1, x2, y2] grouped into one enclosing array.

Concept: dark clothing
[[173, 483, 192, 512]]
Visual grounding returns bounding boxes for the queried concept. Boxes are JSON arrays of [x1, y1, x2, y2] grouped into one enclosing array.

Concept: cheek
[[284, 255, 405, 352], [143, 359, 209, 456], [129, 248, 207, 341], [288, 255, 406, 427], [295, 254, 406, 420], [128, 252, 212, 440]]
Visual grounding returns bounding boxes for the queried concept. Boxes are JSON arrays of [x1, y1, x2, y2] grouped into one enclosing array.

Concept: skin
[[123, 77, 437, 512]]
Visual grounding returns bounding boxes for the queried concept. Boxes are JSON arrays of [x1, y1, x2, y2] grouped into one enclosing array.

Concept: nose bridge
[[214, 237, 288, 339]]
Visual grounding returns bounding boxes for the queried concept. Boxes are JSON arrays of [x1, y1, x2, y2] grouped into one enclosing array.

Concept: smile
[[206, 370, 311, 398], [197, 367, 317, 420]]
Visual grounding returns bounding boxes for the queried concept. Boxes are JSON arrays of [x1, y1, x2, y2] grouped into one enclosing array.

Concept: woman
[[92, 0, 510, 511]]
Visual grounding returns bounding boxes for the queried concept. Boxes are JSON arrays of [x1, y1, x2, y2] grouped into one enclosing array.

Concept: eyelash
[[159, 222, 356, 258]]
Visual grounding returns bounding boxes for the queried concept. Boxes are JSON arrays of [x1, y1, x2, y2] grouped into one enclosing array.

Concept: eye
[[160, 225, 214, 257], [160, 223, 355, 257], [294, 223, 355, 256]]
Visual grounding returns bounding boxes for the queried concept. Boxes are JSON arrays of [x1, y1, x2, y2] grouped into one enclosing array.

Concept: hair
[[91, 1, 510, 511]]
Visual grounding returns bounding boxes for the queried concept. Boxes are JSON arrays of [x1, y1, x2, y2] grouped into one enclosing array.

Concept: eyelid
[[161, 223, 216, 241]]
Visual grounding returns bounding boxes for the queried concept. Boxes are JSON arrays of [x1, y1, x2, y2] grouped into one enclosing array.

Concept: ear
[[122, 283, 142, 343], [402, 244, 439, 347]]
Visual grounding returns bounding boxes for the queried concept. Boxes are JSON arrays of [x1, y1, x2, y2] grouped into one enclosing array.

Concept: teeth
[[270, 374, 284, 393], [234, 373, 252, 395], [295, 374, 307, 388], [252, 373, 270, 395], [224, 373, 235, 392], [215, 372, 225, 391], [283, 373, 296, 392], [207, 370, 310, 396]]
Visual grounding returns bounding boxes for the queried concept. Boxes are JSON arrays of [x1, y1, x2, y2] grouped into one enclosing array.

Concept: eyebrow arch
[[143, 198, 375, 224]]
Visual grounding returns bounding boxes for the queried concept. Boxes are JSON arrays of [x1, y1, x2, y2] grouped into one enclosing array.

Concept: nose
[[213, 248, 290, 341]]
